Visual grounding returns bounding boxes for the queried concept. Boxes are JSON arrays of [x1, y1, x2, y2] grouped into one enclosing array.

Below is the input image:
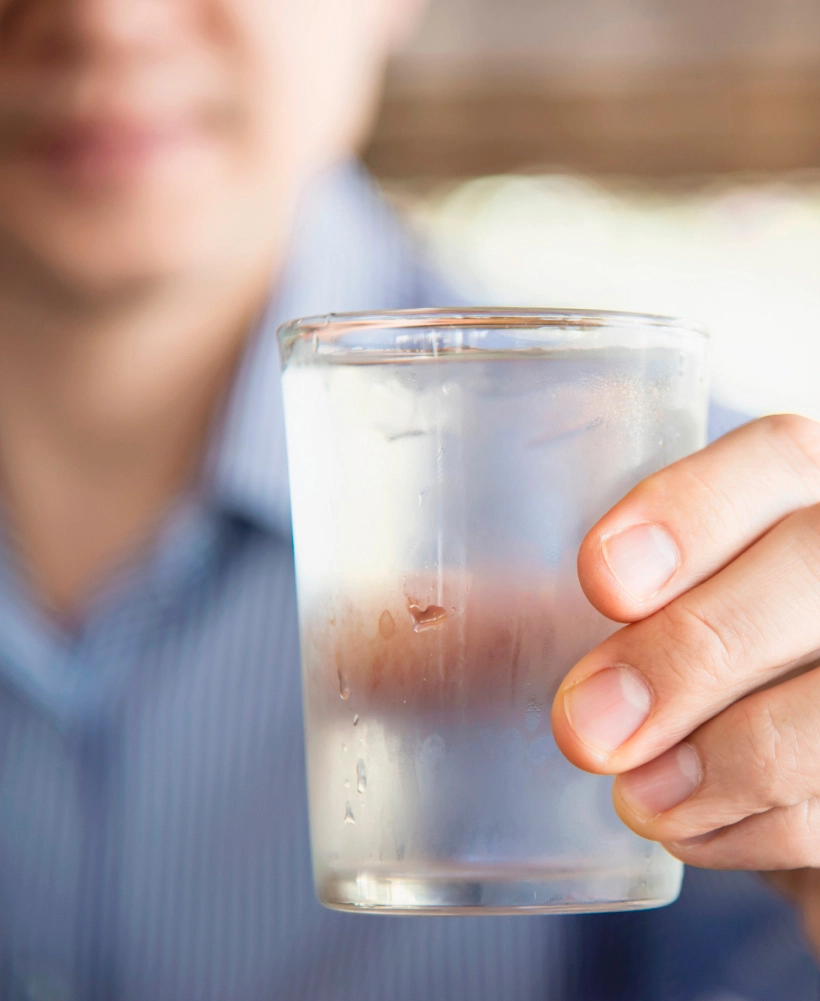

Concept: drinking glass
[[278, 309, 709, 914]]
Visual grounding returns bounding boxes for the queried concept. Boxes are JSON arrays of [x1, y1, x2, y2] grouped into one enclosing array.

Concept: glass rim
[[277, 307, 709, 353]]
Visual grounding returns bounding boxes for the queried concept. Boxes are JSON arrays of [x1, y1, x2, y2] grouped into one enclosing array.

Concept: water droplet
[[525, 695, 542, 733], [356, 759, 367, 793], [344, 802, 355, 824], [442, 383, 451, 395], [378, 610, 396, 639], [337, 664, 350, 700], [407, 597, 448, 632], [344, 777, 351, 789], [341, 742, 347, 752], [352, 714, 359, 726]]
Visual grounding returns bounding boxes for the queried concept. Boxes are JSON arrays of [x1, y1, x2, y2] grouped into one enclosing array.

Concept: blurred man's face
[[0, 0, 413, 297]]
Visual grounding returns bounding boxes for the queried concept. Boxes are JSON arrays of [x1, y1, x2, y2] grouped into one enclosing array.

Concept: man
[[0, 1, 819, 999]]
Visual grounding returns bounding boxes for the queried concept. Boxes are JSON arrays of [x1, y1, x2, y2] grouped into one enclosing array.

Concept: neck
[[0, 257, 275, 621]]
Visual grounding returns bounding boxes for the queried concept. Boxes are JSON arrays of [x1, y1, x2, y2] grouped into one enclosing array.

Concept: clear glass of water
[[278, 309, 709, 915]]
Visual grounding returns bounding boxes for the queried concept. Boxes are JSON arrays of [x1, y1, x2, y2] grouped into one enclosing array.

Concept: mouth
[[15, 113, 218, 187], [0, 65, 235, 189], [25, 116, 213, 183]]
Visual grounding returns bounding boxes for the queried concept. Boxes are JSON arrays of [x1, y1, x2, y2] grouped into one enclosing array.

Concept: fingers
[[552, 502, 820, 774], [578, 414, 820, 623], [664, 799, 820, 871], [611, 667, 820, 844]]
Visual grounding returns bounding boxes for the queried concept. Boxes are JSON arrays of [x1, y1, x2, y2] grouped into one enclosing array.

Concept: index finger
[[579, 414, 820, 623]]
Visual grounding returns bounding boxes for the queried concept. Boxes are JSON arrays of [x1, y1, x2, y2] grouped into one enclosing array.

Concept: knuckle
[[784, 505, 820, 591], [657, 598, 742, 692], [798, 504, 820, 552], [763, 413, 820, 481], [734, 696, 798, 808], [676, 465, 744, 546], [636, 462, 736, 547], [783, 799, 820, 868]]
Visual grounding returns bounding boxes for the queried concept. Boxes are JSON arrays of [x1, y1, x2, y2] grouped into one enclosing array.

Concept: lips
[[37, 118, 195, 165], [0, 66, 232, 185], [12, 115, 211, 186]]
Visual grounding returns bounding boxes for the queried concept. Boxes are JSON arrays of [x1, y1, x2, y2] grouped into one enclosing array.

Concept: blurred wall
[[406, 0, 820, 71], [369, 1, 820, 419], [365, 0, 820, 178]]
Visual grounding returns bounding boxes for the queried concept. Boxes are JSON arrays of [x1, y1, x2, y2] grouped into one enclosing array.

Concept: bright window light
[[403, 174, 820, 421]]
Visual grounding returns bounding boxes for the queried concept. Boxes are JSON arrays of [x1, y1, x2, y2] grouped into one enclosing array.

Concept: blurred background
[[364, 0, 820, 419]]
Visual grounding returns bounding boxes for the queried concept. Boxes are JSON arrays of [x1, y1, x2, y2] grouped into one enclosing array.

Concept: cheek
[[233, 0, 386, 169], [0, 13, 300, 288]]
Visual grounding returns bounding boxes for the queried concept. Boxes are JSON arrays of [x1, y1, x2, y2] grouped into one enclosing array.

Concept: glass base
[[317, 861, 683, 915]]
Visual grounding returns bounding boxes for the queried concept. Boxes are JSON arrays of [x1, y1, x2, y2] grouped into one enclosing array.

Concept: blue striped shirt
[[0, 160, 816, 1001]]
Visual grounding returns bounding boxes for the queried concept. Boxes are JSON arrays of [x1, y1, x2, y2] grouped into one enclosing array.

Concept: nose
[[62, 0, 175, 50]]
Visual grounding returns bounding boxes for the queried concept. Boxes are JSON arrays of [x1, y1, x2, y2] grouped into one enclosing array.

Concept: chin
[[5, 211, 214, 301], [0, 150, 270, 300]]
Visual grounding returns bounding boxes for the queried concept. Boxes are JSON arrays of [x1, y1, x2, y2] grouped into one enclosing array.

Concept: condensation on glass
[[278, 308, 709, 914]]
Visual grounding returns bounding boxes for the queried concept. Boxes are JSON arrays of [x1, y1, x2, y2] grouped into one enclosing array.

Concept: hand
[[550, 415, 820, 951]]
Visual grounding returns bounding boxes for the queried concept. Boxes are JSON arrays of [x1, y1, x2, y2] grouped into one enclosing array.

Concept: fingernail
[[618, 743, 701, 819], [563, 667, 652, 757], [602, 523, 680, 602]]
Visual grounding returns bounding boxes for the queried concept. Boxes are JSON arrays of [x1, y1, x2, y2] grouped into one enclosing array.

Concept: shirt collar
[[0, 160, 450, 725], [206, 158, 449, 537]]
